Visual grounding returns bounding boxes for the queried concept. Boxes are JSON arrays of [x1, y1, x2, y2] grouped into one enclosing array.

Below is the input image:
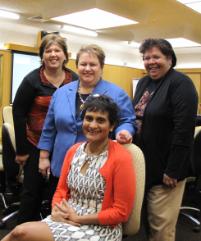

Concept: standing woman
[[133, 38, 198, 241], [13, 33, 78, 224], [38, 44, 135, 198]]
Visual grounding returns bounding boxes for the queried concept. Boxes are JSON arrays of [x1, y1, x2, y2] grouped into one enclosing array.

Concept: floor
[[0, 184, 200, 241]]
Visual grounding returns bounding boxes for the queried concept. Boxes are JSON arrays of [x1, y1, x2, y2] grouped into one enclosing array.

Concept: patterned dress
[[43, 143, 122, 241]]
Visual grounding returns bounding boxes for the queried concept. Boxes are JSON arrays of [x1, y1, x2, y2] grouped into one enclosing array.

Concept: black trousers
[[17, 144, 50, 224]]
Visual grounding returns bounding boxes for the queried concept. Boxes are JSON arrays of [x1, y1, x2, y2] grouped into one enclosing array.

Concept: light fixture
[[0, 9, 20, 20], [177, 0, 201, 14], [166, 38, 201, 48], [61, 25, 98, 37], [52, 8, 138, 30]]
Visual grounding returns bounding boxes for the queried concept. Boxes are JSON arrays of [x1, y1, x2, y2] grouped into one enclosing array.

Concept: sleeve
[[12, 75, 36, 154], [52, 144, 80, 207], [98, 150, 136, 225], [114, 90, 136, 136], [37, 93, 57, 152], [165, 77, 198, 178]]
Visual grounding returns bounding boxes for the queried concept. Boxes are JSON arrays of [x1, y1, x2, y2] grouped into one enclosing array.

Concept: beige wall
[[177, 68, 201, 114]]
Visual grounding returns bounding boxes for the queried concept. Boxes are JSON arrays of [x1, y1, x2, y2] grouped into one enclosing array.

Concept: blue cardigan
[[38, 79, 135, 177]]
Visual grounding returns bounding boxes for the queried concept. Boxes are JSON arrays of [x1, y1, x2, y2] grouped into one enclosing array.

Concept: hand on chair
[[116, 130, 132, 144]]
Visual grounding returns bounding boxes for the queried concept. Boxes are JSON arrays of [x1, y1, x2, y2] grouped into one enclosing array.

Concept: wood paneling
[[0, 50, 12, 142]]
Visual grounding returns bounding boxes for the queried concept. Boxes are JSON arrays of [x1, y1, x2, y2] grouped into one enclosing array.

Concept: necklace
[[78, 92, 89, 110], [85, 141, 108, 163], [77, 84, 93, 110]]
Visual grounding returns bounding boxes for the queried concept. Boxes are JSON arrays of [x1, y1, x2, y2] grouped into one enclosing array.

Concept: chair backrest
[[3, 105, 14, 127], [193, 126, 201, 176], [122, 143, 145, 236], [2, 106, 15, 150]]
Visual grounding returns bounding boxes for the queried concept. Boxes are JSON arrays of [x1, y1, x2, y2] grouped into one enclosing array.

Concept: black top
[[133, 68, 198, 188], [13, 66, 78, 154]]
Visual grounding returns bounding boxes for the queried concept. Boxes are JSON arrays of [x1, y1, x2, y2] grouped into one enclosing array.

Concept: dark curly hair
[[81, 94, 120, 126], [139, 38, 177, 67]]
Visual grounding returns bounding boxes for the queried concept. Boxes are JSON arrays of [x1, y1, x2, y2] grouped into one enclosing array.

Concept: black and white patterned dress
[[43, 143, 122, 241]]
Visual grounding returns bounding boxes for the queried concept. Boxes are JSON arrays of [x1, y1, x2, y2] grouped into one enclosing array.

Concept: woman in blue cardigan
[[133, 38, 198, 241], [37, 44, 135, 200]]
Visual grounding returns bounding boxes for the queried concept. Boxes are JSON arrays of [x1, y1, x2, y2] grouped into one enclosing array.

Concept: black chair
[[180, 126, 201, 232], [0, 112, 21, 228]]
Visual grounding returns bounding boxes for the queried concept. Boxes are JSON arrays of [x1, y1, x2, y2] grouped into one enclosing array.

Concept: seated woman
[[2, 95, 135, 241]]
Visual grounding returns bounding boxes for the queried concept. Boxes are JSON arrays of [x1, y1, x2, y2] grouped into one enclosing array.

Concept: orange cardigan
[[52, 140, 136, 226]]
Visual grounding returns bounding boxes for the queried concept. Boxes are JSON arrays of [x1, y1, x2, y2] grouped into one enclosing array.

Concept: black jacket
[[133, 69, 198, 188]]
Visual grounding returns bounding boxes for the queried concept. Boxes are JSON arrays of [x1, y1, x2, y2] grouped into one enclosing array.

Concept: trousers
[[17, 144, 48, 224], [147, 179, 186, 241]]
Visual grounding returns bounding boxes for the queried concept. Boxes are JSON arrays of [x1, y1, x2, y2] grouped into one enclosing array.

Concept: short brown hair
[[39, 33, 69, 67], [76, 44, 105, 69]]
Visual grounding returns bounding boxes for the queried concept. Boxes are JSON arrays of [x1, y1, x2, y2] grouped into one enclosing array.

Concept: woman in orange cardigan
[[2, 95, 135, 241]]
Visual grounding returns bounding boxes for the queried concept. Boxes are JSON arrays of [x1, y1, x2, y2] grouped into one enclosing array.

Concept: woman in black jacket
[[133, 38, 198, 241]]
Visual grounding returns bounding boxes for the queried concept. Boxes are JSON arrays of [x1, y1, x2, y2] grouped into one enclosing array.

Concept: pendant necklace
[[78, 84, 92, 110], [78, 92, 89, 110]]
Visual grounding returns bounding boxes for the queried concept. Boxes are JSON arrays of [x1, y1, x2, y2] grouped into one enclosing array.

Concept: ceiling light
[[52, 8, 138, 30], [177, 0, 201, 14], [166, 38, 201, 47], [0, 9, 20, 20], [61, 25, 98, 37]]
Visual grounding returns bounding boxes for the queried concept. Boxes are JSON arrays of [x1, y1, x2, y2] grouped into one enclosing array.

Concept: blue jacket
[[38, 79, 135, 177]]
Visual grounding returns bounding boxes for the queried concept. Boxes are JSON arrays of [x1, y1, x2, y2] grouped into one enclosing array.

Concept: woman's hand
[[116, 130, 132, 144], [39, 157, 50, 177], [15, 154, 29, 166], [163, 173, 177, 188], [51, 199, 80, 226]]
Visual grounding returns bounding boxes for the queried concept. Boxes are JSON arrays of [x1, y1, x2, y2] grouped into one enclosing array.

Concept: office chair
[[0, 106, 21, 228], [180, 126, 201, 232], [122, 143, 145, 237]]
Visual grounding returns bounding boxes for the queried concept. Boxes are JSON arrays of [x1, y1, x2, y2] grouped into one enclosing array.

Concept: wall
[[177, 68, 201, 114]]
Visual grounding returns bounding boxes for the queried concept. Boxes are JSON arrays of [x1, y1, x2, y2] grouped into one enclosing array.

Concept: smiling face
[[42, 43, 66, 71], [77, 52, 103, 87], [143, 46, 172, 80], [82, 110, 114, 144]]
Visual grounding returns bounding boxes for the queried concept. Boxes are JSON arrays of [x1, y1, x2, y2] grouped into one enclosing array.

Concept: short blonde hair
[[76, 44, 105, 69]]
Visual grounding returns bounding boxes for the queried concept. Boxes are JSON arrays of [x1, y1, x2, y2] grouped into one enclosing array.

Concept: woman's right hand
[[15, 154, 29, 166], [39, 157, 50, 177]]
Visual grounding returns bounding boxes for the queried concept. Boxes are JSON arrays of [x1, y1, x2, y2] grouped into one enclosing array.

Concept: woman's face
[[83, 110, 114, 144], [143, 46, 172, 80], [42, 43, 66, 70], [77, 52, 102, 87]]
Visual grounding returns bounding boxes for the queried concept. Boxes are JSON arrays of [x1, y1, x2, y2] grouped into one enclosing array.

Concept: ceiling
[[1, 0, 201, 68]]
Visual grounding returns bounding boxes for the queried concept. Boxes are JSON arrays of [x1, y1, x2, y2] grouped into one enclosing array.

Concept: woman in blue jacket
[[38, 44, 135, 199]]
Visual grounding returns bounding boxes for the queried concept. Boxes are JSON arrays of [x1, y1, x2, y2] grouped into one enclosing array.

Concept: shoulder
[[20, 67, 41, 87], [101, 79, 123, 91], [68, 142, 82, 153], [25, 67, 41, 79], [55, 80, 78, 93], [64, 67, 78, 81], [109, 141, 132, 164], [169, 69, 192, 84], [100, 80, 129, 99], [168, 69, 195, 90]]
